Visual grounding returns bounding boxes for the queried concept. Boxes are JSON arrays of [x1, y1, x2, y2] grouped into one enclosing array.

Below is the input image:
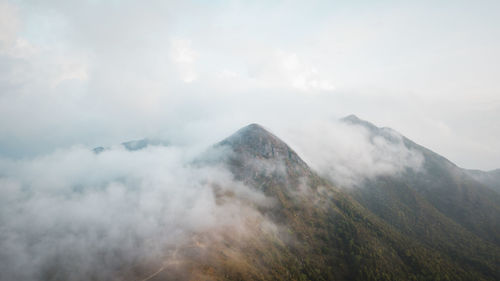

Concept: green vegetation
[[189, 123, 500, 281]]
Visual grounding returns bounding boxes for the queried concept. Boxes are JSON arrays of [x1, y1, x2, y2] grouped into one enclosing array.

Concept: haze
[[1, 0, 499, 169]]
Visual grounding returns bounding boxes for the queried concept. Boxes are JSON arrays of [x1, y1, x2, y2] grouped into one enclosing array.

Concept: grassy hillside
[[158, 123, 500, 281]]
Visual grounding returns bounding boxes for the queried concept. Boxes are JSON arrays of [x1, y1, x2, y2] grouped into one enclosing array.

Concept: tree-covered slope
[[159, 123, 500, 281]]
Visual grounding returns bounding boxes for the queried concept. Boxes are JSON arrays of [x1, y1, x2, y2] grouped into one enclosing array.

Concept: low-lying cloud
[[282, 119, 424, 187], [0, 117, 430, 280], [0, 144, 272, 280]]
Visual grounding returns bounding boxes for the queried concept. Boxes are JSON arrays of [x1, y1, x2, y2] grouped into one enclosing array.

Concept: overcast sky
[[1, 0, 499, 170]]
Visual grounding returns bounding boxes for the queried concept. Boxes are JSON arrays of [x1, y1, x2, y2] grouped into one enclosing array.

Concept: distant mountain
[[465, 169, 500, 193], [93, 138, 169, 153]]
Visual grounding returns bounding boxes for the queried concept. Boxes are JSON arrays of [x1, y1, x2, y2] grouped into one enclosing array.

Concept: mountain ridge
[[187, 119, 500, 280], [84, 117, 500, 281], [339, 115, 500, 263]]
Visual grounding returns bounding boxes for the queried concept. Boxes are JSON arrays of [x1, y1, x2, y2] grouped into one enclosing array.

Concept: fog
[[0, 118, 428, 279], [282, 119, 424, 187], [0, 144, 274, 280], [0, 0, 499, 169]]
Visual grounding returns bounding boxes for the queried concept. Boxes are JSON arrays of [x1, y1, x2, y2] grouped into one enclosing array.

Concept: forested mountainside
[[129, 122, 499, 281]]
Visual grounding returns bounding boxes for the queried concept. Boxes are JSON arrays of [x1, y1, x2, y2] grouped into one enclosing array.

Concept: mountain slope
[[338, 115, 500, 278], [465, 168, 500, 194], [86, 122, 499, 281], [170, 123, 500, 281], [342, 115, 500, 244]]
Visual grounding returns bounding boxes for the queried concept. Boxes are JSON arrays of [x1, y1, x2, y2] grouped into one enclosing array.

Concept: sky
[[1, 0, 499, 170]]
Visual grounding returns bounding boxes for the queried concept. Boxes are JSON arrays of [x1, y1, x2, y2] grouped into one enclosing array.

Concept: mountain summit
[[341, 114, 377, 130], [218, 123, 307, 167], [215, 123, 312, 191]]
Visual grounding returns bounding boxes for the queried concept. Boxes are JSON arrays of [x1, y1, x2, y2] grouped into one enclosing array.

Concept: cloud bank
[[0, 144, 272, 280], [0, 117, 429, 279], [282, 119, 424, 187]]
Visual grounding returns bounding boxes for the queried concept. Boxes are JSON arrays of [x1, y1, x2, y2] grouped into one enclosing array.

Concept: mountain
[[465, 169, 500, 193], [216, 123, 313, 188], [340, 115, 500, 278], [88, 121, 499, 281], [341, 115, 500, 244], [93, 138, 169, 153], [141, 122, 499, 281]]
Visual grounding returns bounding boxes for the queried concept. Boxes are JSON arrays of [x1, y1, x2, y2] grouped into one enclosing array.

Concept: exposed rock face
[[216, 123, 312, 188], [218, 124, 306, 166]]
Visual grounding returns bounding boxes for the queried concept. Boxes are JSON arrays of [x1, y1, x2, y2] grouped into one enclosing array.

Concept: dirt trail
[[138, 240, 207, 281]]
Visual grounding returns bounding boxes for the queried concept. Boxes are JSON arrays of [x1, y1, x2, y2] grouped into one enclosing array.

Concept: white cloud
[[170, 38, 198, 83], [0, 2, 37, 58], [283, 119, 424, 187], [0, 0, 499, 170], [51, 57, 88, 87], [0, 1, 19, 48], [0, 145, 273, 280], [280, 51, 335, 92], [247, 49, 335, 92]]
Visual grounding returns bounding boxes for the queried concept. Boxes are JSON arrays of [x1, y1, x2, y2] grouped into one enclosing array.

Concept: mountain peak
[[342, 114, 361, 122], [219, 123, 290, 158], [244, 123, 265, 129], [213, 124, 313, 194], [217, 123, 309, 170], [236, 123, 269, 137], [341, 114, 380, 132]]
